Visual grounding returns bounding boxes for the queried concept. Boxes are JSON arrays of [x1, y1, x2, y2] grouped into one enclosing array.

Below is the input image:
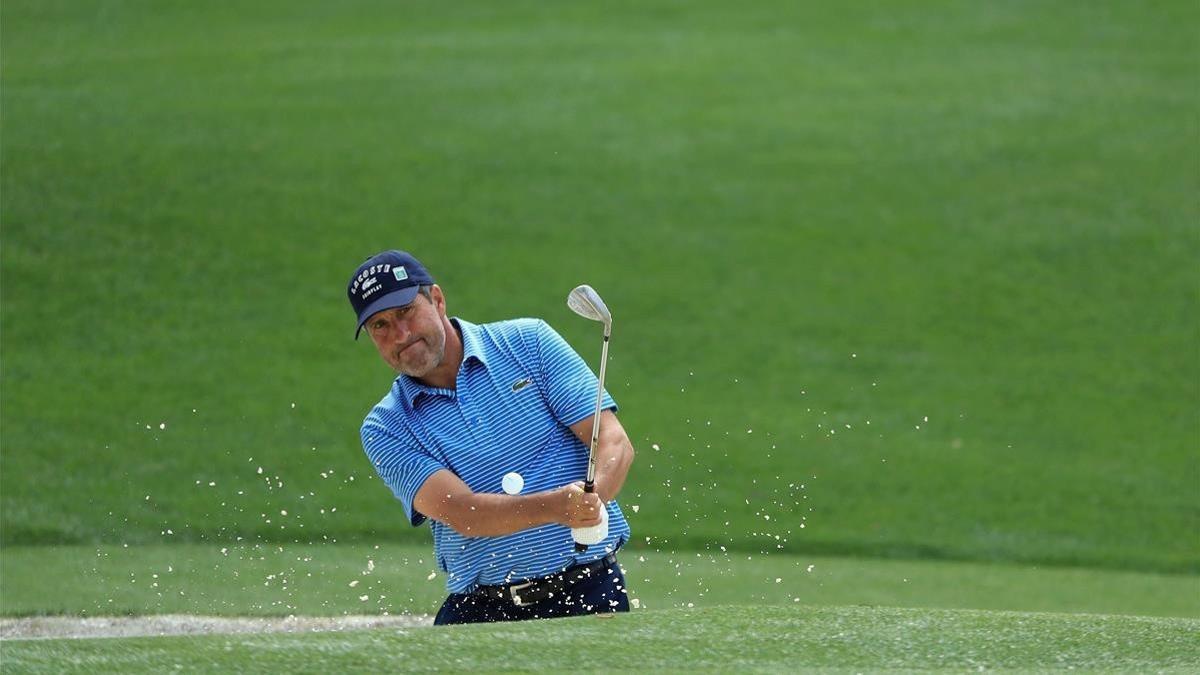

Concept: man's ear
[[430, 284, 447, 315]]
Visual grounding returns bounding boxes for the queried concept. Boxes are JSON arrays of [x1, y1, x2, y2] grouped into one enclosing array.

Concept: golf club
[[566, 284, 612, 551]]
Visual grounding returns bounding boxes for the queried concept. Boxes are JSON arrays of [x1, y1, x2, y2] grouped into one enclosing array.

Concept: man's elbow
[[619, 433, 635, 464], [419, 496, 486, 538]]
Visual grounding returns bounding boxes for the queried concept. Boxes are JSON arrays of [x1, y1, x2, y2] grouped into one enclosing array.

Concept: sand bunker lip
[[0, 614, 434, 640]]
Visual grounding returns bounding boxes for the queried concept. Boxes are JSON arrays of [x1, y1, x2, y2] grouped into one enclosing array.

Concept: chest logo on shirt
[[510, 377, 533, 393]]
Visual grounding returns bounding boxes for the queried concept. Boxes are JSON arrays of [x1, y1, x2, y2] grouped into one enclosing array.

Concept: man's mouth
[[397, 339, 423, 357]]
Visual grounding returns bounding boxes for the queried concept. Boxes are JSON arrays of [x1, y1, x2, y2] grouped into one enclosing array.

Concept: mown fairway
[[1, 1, 1197, 670], [5, 606, 1200, 673]]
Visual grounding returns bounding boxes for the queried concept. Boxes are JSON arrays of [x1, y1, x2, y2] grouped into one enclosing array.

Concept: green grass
[[2, 0, 1197, 584], [5, 4, 1195, 670], [2, 543, 1196, 619], [4, 606, 1199, 673]]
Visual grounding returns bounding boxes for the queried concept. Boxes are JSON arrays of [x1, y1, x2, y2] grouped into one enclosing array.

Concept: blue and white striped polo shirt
[[360, 317, 630, 593]]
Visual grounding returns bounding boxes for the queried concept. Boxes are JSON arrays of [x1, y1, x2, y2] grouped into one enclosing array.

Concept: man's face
[[364, 287, 448, 377]]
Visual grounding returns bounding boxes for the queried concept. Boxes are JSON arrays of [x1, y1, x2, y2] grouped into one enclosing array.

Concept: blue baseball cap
[[347, 250, 436, 339]]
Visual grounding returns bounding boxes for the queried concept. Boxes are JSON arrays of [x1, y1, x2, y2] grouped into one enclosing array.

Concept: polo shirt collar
[[395, 317, 488, 407], [457, 318, 488, 367]]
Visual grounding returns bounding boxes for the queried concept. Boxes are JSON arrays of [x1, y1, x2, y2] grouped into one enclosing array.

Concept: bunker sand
[[0, 614, 433, 640]]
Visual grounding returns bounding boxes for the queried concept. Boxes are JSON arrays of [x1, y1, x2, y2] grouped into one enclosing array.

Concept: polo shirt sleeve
[[361, 422, 445, 527], [534, 319, 618, 426]]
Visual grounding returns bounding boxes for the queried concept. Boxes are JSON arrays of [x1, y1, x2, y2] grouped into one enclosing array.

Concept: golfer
[[347, 250, 636, 625]]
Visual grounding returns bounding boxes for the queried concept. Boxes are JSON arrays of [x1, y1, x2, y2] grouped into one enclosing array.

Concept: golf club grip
[[575, 481, 596, 551]]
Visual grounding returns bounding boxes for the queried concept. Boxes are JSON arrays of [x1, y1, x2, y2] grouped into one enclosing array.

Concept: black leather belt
[[474, 554, 618, 607]]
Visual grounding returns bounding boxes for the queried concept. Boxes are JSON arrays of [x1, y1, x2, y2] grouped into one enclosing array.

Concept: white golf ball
[[501, 472, 524, 495]]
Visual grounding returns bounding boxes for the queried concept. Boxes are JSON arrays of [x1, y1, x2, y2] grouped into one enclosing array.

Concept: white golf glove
[[571, 501, 610, 546]]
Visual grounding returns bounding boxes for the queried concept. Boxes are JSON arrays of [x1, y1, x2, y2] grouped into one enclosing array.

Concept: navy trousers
[[434, 556, 630, 625]]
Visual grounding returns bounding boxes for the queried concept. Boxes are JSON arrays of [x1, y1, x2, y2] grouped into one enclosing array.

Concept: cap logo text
[[350, 263, 392, 295]]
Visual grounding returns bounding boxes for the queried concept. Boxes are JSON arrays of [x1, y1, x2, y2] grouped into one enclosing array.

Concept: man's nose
[[389, 318, 410, 343]]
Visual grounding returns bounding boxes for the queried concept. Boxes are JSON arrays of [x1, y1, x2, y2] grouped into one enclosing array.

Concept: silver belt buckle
[[508, 580, 536, 607]]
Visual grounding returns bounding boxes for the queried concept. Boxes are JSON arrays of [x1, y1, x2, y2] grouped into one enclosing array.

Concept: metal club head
[[567, 284, 611, 329]]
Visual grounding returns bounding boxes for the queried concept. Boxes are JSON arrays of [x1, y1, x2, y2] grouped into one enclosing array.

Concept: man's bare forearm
[[592, 421, 635, 503], [422, 481, 604, 539], [567, 410, 636, 504], [436, 491, 557, 537]]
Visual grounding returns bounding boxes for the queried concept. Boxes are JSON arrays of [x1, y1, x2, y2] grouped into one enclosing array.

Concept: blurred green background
[[2, 0, 1197, 582]]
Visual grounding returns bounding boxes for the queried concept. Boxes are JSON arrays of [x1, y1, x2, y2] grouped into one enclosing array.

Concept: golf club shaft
[[583, 326, 611, 492], [576, 326, 610, 553]]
